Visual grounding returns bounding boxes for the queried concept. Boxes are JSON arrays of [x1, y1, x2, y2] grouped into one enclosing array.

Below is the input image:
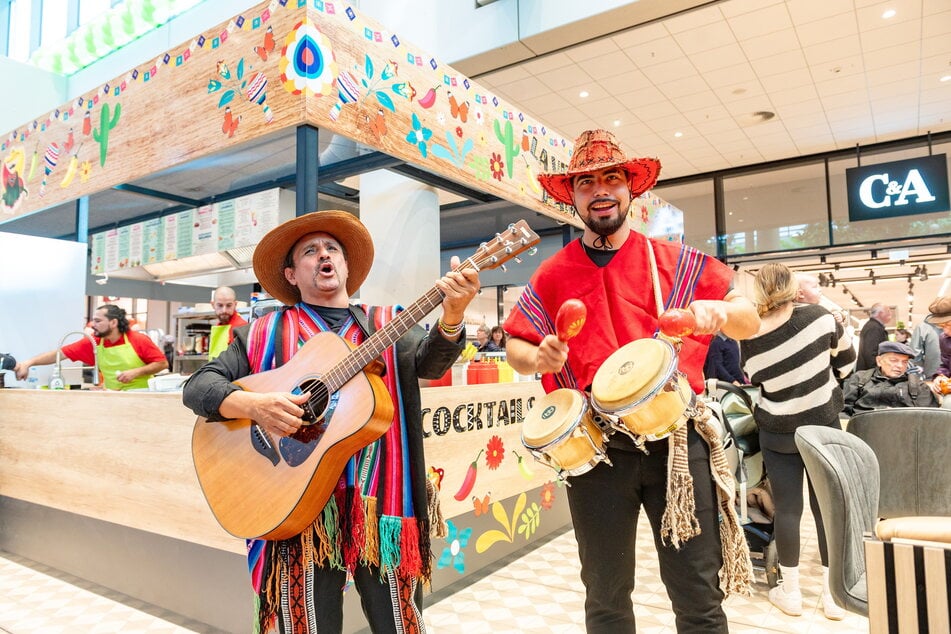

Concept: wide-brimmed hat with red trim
[[252, 210, 374, 305], [537, 129, 662, 206]]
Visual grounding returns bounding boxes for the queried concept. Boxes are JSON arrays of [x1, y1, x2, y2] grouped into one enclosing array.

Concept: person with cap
[[740, 262, 856, 621], [182, 210, 480, 633], [503, 129, 759, 632], [206, 285, 248, 360], [925, 296, 951, 380], [842, 340, 943, 415], [14, 304, 168, 390], [856, 302, 893, 371]]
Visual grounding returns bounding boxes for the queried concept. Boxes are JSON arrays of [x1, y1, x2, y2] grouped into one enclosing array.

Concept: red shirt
[[61, 330, 167, 367]]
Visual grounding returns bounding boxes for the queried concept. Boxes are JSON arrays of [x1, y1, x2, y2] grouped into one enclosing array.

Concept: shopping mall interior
[[1, 0, 950, 632]]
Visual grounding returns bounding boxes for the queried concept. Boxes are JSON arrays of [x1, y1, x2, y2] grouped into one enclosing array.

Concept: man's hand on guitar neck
[[434, 255, 481, 340], [219, 389, 312, 436]]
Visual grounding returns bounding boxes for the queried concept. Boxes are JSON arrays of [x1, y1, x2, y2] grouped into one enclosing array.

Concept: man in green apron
[[15, 304, 168, 390], [207, 286, 248, 360]]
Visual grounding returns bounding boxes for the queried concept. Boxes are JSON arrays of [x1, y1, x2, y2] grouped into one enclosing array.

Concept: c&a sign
[[846, 154, 949, 221]]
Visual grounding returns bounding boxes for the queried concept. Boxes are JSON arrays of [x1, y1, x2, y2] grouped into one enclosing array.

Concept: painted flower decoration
[[79, 161, 93, 183], [490, 152, 505, 181], [279, 20, 338, 97], [436, 519, 472, 574], [473, 106, 484, 126], [406, 113, 432, 158], [455, 126, 464, 138], [541, 481, 556, 510], [640, 205, 649, 224], [485, 434, 504, 470]]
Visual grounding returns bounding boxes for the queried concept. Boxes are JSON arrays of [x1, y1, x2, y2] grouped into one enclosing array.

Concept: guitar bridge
[[250, 424, 280, 466]]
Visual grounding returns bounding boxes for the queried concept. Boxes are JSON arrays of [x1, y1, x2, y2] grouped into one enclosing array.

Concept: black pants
[[566, 423, 728, 633], [759, 419, 839, 569]]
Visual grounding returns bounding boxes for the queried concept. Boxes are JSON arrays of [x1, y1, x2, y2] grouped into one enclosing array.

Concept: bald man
[[207, 286, 248, 360]]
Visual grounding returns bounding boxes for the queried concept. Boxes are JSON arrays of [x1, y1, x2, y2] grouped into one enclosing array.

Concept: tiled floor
[[1, 510, 868, 634]]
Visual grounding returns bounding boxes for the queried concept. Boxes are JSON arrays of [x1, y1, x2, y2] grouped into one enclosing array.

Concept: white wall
[[0, 232, 87, 386]]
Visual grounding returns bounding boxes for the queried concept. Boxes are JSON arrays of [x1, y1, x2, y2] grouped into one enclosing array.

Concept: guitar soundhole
[[281, 381, 336, 467], [297, 378, 328, 425]]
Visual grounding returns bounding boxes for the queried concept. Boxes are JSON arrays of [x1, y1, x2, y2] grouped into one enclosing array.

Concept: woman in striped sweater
[[740, 263, 856, 621]]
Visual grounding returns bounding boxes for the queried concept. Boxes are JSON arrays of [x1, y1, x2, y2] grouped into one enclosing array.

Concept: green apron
[[97, 334, 150, 390], [208, 324, 232, 360]]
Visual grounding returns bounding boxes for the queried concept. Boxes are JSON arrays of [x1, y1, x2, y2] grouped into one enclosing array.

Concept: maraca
[[555, 299, 587, 342], [658, 308, 696, 338]]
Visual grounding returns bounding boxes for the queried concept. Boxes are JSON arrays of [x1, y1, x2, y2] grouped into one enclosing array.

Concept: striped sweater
[[740, 304, 856, 434]]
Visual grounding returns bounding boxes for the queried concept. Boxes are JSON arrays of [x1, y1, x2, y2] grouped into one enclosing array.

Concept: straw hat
[[537, 129, 662, 206], [924, 296, 951, 325], [252, 210, 374, 305]]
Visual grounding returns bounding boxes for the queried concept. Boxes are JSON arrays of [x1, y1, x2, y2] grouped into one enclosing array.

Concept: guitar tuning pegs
[[500, 264, 507, 272], [527, 247, 538, 256], [507, 223, 516, 232], [514, 256, 523, 264]]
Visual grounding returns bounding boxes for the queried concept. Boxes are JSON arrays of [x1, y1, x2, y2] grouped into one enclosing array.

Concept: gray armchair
[[846, 407, 951, 517], [794, 425, 879, 616]]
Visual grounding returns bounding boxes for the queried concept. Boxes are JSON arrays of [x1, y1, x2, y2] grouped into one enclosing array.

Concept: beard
[[582, 204, 628, 237]]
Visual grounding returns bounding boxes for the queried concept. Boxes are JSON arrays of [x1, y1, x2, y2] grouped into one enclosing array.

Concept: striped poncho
[[740, 303, 856, 433]]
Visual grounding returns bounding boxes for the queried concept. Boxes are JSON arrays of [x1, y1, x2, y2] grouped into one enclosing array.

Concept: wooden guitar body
[[191, 331, 394, 540]]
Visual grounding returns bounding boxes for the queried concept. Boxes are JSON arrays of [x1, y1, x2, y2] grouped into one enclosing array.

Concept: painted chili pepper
[[454, 449, 484, 501], [555, 299, 587, 342], [512, 450, 534, 480]]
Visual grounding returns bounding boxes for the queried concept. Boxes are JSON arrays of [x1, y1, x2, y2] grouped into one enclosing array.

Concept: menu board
[[192, 205, 217, 255], [142, 218, 163, 264], [91, 187, 284, 274], [90, 232, 105, 275], [175, 209, 194, 260], [216, 198, 236, 251]]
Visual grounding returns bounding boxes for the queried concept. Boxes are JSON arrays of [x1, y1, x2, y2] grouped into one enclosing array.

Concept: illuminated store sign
[[846, 154, 949, 221]]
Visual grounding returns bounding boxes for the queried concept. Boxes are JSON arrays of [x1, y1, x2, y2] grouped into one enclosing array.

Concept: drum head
[[592, 339, 676, 411], [522, 389, 586, 448]]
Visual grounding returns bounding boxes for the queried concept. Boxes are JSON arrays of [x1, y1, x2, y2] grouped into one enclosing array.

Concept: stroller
[[705, 380, 779, 587]]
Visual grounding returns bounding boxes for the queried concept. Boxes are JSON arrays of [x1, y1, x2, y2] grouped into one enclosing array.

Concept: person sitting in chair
[[842, 341, 942, 415]]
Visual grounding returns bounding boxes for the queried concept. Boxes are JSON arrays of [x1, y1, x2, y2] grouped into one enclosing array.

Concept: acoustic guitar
[[192, 220, 540, 540]]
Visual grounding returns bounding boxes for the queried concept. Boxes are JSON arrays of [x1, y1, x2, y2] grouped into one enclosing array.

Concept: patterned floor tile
[[1, 490, 871, 634]]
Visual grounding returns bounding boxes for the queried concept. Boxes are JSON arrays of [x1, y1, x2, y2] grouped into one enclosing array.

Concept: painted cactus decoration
[[493, 119, 520, 179], [93, 103, 121, 167]]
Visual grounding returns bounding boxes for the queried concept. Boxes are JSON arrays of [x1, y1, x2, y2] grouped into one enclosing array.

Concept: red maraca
[[555, 299, 587, 341], [658, 308, 696, 338]]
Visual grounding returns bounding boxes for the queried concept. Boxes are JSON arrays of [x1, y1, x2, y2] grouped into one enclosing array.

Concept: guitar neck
[[320, 286, 446, 392]]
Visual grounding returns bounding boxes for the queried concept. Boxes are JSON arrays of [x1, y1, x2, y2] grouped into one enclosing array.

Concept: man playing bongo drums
[[504, 130, 759, 633]]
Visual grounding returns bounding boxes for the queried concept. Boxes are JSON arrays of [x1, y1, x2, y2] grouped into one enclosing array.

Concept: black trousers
[[566, 423, 728, 633]]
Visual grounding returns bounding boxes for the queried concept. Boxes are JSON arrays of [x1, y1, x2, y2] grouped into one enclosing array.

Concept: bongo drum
[[521, 389, 609, 478], [591, 338, 694, 442]]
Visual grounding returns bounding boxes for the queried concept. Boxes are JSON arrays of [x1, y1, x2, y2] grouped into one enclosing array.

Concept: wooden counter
[[0, 382, 571, 632]]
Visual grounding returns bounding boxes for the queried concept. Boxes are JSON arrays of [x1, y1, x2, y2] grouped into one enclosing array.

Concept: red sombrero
[[538, 129, 661, 206]]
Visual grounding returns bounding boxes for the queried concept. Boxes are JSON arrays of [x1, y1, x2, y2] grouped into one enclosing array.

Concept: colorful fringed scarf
[[244, 304, 426, 634]]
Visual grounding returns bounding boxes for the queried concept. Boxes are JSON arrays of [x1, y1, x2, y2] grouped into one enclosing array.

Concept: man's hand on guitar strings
[[243, 390, 312, 437]]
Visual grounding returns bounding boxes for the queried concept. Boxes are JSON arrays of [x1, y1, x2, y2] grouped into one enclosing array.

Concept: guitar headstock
[[466, 220, 541, 272]]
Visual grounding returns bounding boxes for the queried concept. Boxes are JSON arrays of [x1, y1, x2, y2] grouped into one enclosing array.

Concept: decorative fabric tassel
[[398, 517, 422, 578], [661, 425, 700, 548], [379, 515, 403, 574], [363, 496, 380, 568], [694, 408, 754, 596], [258, 542, 284, 634], [343, 488, 366, 572], [426, 477, 448, 539], [321, 495, 344, 570]]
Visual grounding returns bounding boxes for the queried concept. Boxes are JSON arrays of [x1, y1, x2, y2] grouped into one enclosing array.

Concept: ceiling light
[[613, 119, 621, 127], [737, 111, 776, 127], [674, 131, 683, 138], [579, 90, 589, 98], [882, 9, 896, 19], [941, 75, 951, 83]]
